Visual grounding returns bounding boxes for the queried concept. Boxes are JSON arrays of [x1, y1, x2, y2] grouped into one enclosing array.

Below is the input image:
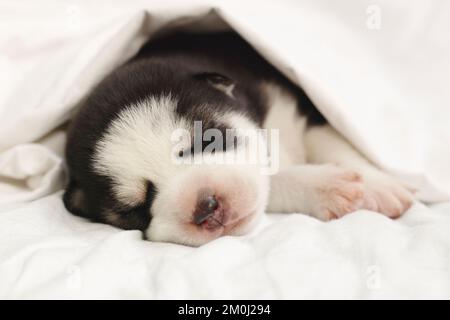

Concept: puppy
[[64, 32, 414, 246]]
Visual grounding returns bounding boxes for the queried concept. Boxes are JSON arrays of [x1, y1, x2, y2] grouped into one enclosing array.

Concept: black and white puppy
[[64, 32, 414, 246]]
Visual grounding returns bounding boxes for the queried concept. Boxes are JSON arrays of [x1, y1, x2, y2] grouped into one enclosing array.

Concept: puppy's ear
[[63, 179, 90, 218], [194, 72, 235, 97]]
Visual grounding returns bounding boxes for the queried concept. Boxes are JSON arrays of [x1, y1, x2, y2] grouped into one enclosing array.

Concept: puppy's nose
[[193, 195, 219, 225]]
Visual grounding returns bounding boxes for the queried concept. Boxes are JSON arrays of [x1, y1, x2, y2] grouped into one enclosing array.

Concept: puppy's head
[[64, 59, 270, 246]]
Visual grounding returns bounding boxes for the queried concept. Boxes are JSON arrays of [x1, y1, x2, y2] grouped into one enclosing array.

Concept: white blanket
[[1, 0, 450, 299]]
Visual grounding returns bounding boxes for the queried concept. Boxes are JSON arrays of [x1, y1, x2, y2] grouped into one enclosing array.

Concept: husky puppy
[[64, 32, 414, 246]]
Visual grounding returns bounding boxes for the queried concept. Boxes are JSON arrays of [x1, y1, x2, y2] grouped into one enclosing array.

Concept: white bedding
[[1, 0, 450, 299]]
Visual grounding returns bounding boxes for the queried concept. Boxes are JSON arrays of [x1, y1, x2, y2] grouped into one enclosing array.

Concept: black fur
[[64, 31, 326, 231]]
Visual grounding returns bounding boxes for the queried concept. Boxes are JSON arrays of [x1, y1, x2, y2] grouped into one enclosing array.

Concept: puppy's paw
[[311, 167, 365, 221], [362, 172, 415, 218]]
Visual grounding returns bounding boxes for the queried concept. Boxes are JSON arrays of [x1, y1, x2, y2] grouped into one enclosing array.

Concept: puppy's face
[[65, 62, 270, 246]]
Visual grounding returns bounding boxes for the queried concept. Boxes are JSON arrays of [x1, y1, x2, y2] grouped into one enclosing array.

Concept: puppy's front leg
[[304, 125, 415, 218], [267, 164, 365, 220]]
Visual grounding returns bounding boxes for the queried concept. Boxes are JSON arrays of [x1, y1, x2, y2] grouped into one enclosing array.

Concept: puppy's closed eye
[[194, 72, 235, 97]]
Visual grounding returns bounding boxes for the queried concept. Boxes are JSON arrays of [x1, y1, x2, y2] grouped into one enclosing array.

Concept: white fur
[[260, 82, 415, 219], [262, 83, 307, 169], [93, 94, 188, 206], [214, 83, 235, 97], [303, 125, 415, 218]]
